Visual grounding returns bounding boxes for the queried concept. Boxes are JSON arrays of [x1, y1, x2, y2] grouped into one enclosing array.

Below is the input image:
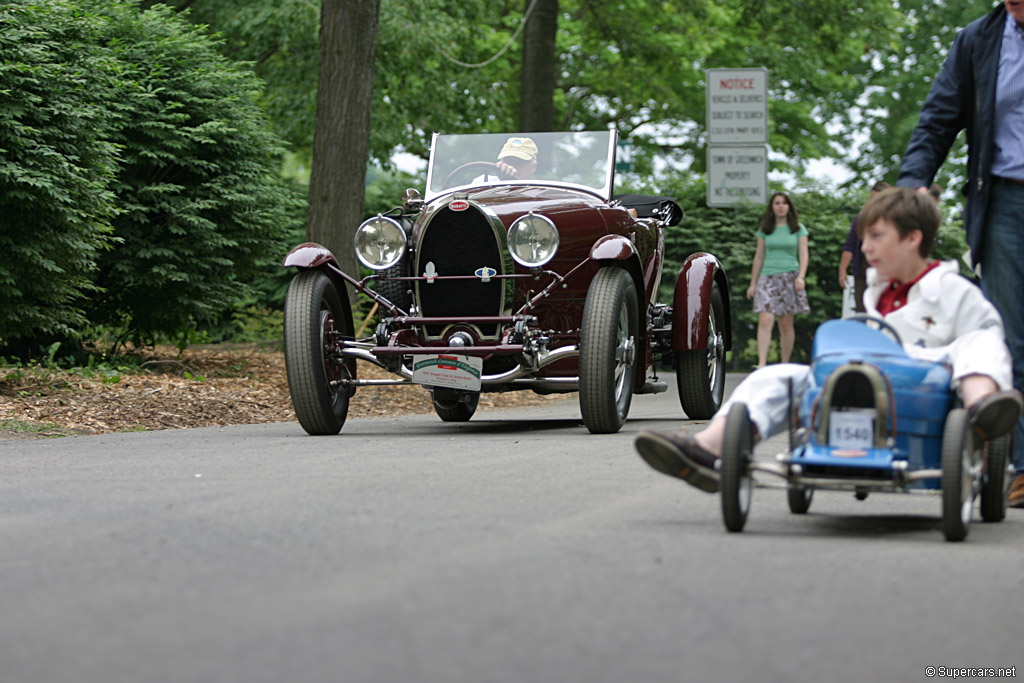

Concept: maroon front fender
[[588, 234, 636, 261], [672, 252, 730, 351], [283, 242, 340, 270]]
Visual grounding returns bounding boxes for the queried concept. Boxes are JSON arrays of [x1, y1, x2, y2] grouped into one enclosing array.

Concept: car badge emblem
[[424, 261, 438, 284], [474, 266, 496, 282], [449, 199, 469, 212]]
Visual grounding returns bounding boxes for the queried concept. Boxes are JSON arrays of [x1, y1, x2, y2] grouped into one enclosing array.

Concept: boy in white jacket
[[636, 186, 1023, 493]]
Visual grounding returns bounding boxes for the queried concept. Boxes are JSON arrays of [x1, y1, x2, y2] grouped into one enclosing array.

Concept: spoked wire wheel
[[676, 281, 726, 419], [579, 268, 639, 434], [284, 270, 353, 435]]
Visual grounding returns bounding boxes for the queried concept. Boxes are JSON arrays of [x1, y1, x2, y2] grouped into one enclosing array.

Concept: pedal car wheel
[[579, 268, 639, 434], [432, 388, 480, 422], [721, 403, 754, 532], [676, 282, 726, 419], [284, 270, 352, 435], [941, 408, 975, 542], [787, 486, 813, 514], [980, 434, 1011, 522]]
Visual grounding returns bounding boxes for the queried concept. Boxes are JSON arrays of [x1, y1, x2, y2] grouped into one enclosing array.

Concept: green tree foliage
[[139, 0, 321, 160], [0, 3, 119, 347], [157, 0, 899, 174], [850, 0, 993, 192]]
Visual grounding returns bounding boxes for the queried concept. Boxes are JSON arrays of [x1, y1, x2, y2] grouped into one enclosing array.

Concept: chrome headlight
[[507, 213, 559, 267], [355, 215, 406, 270]]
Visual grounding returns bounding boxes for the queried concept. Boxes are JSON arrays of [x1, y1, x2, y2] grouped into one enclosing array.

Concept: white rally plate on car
[[412, 354, 483, 391], [828, 409, 874, 450]]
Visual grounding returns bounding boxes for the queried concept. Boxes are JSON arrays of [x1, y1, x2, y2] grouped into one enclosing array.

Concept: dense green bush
[[0, 0, 299, 359], [0, 3, 119, 349], [81, 0, 298, 350]]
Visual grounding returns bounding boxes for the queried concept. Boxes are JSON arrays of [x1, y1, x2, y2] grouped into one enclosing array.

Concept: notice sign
[[412, 354, 483, 391], [706, 68, 768, 145], [707, 145, 768, 207]]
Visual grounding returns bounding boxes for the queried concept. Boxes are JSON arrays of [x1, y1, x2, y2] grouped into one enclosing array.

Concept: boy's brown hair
[[856, 186, 940, 257]]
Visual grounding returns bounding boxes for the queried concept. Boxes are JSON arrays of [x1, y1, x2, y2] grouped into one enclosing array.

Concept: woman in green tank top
[[745, 191, 810, 367]]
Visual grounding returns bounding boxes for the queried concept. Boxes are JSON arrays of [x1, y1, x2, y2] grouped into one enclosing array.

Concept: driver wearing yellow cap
[[496, 137, 538, 180]]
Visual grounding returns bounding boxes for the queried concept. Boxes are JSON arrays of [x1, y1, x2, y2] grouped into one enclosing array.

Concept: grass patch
[[0, 418, 63, 436]]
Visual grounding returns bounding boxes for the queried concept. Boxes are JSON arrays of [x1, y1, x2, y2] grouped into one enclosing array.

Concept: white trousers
[[715, 364, 810, 440]]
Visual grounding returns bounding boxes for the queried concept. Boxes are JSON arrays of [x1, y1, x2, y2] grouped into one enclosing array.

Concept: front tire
[[980, 434, 1011, 522], [941, 408, 974, 542], [284, 270, 352, 435], [721, 403, 754, 532], [677, 282, 726, 419], [579, 268, 639, 434]]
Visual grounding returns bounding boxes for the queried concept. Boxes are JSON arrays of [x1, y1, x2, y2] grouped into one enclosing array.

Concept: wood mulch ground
[[0, 344, 570, 440]]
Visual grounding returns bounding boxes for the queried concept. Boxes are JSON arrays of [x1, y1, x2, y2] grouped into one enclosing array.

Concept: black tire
[[721, 403, 754, 532], [941, 408, 974, 542], [677, 282, 726, 419], [284, 270, 352, 435], [980, 434, 1011, 522], [579, 268, 639, 434], [432, 388, 480, 422], [787, 486, 813, 514]]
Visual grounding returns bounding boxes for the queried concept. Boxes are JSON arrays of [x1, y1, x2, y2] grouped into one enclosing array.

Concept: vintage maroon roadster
[[282, 130, 731, 434]]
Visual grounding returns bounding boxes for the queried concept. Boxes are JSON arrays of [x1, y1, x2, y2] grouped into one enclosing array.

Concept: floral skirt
[[753, 271, 810, 315]]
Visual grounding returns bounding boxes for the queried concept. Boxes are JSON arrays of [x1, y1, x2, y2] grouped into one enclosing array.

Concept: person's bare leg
[[960, 374, 997, 408], [756, 312, 774, 366], [778, 314, 795, 363], [691, 417, 726, 455]]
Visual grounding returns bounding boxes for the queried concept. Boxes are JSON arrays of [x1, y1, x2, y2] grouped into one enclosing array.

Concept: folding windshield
[[424, 130, 617, 202]]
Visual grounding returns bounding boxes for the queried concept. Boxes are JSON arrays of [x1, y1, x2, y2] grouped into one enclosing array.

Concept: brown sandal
[[968, 390, 1024, 440], [635, 430, 720, 493]]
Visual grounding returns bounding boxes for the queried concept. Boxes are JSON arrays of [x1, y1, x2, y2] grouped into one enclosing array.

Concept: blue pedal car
[[720, 317, 1014, 542]]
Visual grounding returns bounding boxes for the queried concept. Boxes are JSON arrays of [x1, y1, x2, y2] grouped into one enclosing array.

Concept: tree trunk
[[306, 0, 380, 300], [518, 0, 558, 132]]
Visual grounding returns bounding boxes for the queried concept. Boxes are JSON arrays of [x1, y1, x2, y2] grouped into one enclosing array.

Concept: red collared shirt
[[877, 260, 941, 316]]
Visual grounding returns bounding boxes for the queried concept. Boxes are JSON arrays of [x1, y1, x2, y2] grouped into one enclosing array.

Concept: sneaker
[[1009, 473, 1024, 509], [969, 389, 1024, 440], [635, 429, 720, 493]]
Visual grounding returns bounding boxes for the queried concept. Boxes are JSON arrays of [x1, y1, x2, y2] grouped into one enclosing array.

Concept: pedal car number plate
[[412, 354, 483, 391], [829, 410, 874, 449]]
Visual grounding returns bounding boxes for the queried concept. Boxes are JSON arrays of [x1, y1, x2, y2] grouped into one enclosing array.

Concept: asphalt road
[[2, 373, 1022, 683]]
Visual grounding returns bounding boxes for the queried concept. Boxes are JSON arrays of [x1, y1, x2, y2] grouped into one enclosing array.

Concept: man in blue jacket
[[898, 0, 1024, 507]]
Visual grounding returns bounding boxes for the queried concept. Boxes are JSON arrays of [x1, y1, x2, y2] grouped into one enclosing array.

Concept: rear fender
[[671, 253, 732, 351]]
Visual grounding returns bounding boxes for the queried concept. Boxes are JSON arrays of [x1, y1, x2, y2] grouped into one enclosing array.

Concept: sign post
[[705, 68, 769, 207]]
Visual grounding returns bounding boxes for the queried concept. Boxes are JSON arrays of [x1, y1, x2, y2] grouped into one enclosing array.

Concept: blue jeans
[[980, 180, 1024, 473]]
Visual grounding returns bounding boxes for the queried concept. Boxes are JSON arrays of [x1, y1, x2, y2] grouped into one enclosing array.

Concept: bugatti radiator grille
[[417, 206, 503, 338]]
